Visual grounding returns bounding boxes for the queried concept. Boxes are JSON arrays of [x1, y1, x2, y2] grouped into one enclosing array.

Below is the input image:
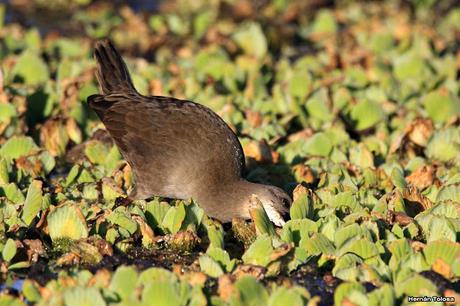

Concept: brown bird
[[87, 40, 291, 226]]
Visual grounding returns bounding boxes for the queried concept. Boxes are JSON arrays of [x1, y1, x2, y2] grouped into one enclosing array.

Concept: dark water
[[0, 278, 24, 293]]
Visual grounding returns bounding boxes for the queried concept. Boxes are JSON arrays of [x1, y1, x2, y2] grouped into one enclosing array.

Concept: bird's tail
[[94, 39, 137, 95]]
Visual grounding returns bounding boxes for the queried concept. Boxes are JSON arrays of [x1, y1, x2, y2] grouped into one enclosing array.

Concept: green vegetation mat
[[0, 0, 460, 305]]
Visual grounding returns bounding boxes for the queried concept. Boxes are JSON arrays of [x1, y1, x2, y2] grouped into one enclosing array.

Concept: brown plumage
[[87, 40, 290, 225]]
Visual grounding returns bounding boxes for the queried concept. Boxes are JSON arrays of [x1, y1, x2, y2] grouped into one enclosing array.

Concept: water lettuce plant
[[1, 0, 460, 305]]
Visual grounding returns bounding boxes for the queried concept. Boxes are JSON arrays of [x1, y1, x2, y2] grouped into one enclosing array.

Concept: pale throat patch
[[248, 194, 286, 227]]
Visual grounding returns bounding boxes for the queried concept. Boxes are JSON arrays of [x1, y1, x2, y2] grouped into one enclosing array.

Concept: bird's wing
[[88, 94, 245, 200]]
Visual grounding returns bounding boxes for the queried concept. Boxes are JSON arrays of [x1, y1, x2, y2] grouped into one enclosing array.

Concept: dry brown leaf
[[293, 164, 316, 184], [410, 241, 425, 252], [405, 118, 434, 147], [40, 118, 68, 156], [87, 237, 113, 257], [292, 183, 310, 202], [444, 289, 460, 306], [243, 140, 273, 163], [432, 258, 452, 279], [181, 271, 208, 287], [406, 165, 434, 190], [132, 215, 155, 245], [231, 218, 256, 249], [287, 128, 314, 142], [23, 239, 45, 263], [402, 187, 432, 214], [56, 252, 80, 266], [270, 243, 293, 261], [218, 274, 235, 301], [88, 268, 111, 287], [245, 109, 263, 128], [341, 298, 357, 306], [232, 264, 266, 280]]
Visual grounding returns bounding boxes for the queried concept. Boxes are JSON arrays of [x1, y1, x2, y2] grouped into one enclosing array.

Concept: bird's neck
[[194, 179, 265, 223]]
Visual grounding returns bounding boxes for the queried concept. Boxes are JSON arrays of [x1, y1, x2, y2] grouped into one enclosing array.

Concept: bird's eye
[[282, 198, 291, 208]]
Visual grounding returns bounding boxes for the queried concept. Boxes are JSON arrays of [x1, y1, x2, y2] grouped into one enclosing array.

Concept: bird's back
[[88, 40, 245, 201]]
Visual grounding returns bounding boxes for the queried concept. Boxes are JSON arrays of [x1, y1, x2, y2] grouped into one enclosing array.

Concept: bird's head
[[247, 184, 291, 227]]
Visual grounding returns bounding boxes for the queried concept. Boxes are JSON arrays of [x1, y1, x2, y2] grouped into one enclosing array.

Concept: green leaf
[[199, 254, 224, 278], [300, 233, 335, 256], [289, 193, 312, 220], [334, 282, 366, 306], [368, 284, 395, 306], [249, 197, 277, 236], [39, 151, 55, 174], [207, 246, 235, 272], [242, 235, 274, 267], [107, 210, 138, 235], [394, 54, 425, 81], [334, 223, 365, 250], [0, 136, 38, 160], [22, 280, 41, 302], [281, 219, 318, 245], [109, 266, 138, 300], [137, 267, 178, 286], [145, 199, 171, 230], [426, 129, 460, 162], [268, 286, 304, 306], [398, 275, 438, 296], [194, 10, 214, 39], [342, 238, 380, 260], [12, 50, 50, 85], [233, 22, 267, 59], [311, 10, 337, 34], [436, 186, 460, 204], [64, 164, 80, 187], [8, 261, 31, 270], [289, 72, 311, 99], [141, 280, 187, 306], [230, 276, 269, 306], [162, 202, 186, 234], [306, 88, 334, 123], [205, 222, 224, 249], [182, 200, 205, 230], [391, 167, 407, 190], [0, 103, 17, 123], [84, 141, 109, 165], [0, 157, 9, 184], [47, 204, 88, 241], [4, 183, 25, 204], [350, 100, 384, 131], [2, 238, 17, 262], [21, 180, 43, 226], [424, 240, 460, 266], [63, 287, 107, 306], [423, 89, 460, 123], [304, 132, 333, 157]]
